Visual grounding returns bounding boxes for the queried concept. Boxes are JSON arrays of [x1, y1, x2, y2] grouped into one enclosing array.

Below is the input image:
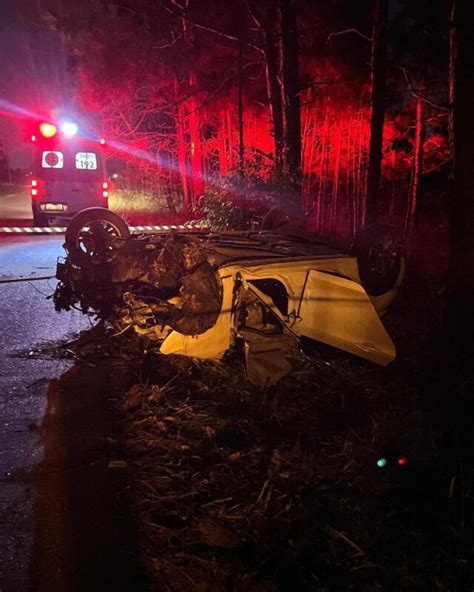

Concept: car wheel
[[262, 204, 306, 231], [65, 207, 130, 266], [350, 224, 403, 296]]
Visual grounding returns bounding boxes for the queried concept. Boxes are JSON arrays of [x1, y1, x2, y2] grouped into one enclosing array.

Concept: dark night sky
[[0, 0, 70, 167], [1, 1, 29, 166], [0, 0, 448, 168]]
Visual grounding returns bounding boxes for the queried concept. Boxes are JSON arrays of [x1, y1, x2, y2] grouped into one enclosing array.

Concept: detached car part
[[54, 208, 404, 386]]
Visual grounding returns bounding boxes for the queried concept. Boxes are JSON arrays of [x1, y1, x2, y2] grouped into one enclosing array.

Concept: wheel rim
[[75, 219, 123, 262], [367, 242, 399, 277]]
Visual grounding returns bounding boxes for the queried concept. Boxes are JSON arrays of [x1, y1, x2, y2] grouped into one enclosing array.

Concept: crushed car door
[[296, 270, 396, 365]]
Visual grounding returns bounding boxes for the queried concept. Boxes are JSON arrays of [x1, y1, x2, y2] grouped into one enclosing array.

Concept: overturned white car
[[54, 208, 404, 385]]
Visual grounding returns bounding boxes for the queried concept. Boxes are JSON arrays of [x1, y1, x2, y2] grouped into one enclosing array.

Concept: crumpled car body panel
[[160, 255, 398, 366], [296, 270, 395, 365], [160, 275, 234, 359]]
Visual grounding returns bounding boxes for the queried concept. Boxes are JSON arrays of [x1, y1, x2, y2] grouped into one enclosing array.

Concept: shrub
[[199, 174, 302, 230]]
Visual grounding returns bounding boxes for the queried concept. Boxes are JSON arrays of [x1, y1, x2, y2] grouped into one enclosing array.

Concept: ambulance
[[30, 121, 109, 226]]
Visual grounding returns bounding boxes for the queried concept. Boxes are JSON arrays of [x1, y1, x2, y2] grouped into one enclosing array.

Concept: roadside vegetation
[[58, 278, 473, 591], [109, 190, 189, 226]]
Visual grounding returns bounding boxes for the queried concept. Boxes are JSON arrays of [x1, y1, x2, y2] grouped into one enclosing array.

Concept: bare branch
[[299, 77, 343, 93], [398, 66, 449, 112], [152, 29, 183, 50], [184, 71, 236, 116], [163, 0, 263, 54], [248, 146, 275, 162], [328, 28, 371, 43], [247, 1, 263, 31]]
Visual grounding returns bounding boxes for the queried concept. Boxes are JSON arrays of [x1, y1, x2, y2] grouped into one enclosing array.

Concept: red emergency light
[[99, 138, 106, 145], [101, 181, 109, 202], [31, 179, 40, 199], [39, 122, 57, 138]]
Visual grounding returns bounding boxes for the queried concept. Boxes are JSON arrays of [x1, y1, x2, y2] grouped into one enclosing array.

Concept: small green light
[[376, 457, 387, 468]]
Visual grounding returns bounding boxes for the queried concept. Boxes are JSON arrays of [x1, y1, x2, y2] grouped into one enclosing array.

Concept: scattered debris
[[197, 517, 242, 549], [108, 460, 127, 469]]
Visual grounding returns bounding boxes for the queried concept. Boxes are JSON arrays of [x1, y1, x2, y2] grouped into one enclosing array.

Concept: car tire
[[262, 204, 306, 231], [65, 207, 130, 266], [350, 224, 403, 296]]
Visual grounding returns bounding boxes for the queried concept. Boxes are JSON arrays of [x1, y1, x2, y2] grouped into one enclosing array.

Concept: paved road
[[0, 185, 32, 222], [0, 236, 147, 591], [0, 236, 86, 590], [0, 185, 122, 225]]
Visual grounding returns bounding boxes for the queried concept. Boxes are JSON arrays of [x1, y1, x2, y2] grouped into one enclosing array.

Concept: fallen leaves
[[87, 331, 471, 592], [197, 517, 242, 549]]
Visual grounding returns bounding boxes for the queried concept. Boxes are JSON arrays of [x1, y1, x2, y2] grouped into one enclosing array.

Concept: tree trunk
[[263, 28, 284, 175], [188, 104, 204, 206], [356, 108, 365, 230], [248, 4, 284, 175], [219, 116, 228, 176], [445, 0, 474, 357], [330, 121, 343, 232], [176, 101, 190, 212], [187, 75, 204, 206], [237, 1, 246, 176], [303, 115, 317, 215], [279, 0, 302, 196], [365, 0, 388, 226], [406, 91, 424, 239]]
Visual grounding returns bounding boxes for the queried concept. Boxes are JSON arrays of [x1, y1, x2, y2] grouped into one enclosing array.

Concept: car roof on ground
[[173, 229, 348, 266]]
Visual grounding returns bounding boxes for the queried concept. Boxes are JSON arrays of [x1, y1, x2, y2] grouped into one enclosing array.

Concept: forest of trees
[[23, 0, 452, 240]]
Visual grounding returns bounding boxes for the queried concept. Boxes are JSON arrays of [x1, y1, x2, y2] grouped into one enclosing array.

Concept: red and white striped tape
[[0, 223, 205, 235]]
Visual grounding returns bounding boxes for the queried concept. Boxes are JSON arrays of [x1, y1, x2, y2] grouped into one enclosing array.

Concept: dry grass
[[61, 290, 474, 591], [109, 190, 191, 226], [110, 189, 169, 214], [117, 342, 473, 592]]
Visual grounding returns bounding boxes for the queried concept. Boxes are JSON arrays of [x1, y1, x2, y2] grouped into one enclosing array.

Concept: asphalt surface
[[0, 185, 32, 222], [0, 236, 86, 590], [0, 236, 147, 591], [0, 184, 122, 226]]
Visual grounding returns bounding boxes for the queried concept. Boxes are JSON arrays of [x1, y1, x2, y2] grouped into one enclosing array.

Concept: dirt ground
[[58, 267, 474, 592]]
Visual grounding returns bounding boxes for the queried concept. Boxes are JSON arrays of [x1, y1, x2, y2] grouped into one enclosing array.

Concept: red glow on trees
[[66, 1, 448, 237]]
